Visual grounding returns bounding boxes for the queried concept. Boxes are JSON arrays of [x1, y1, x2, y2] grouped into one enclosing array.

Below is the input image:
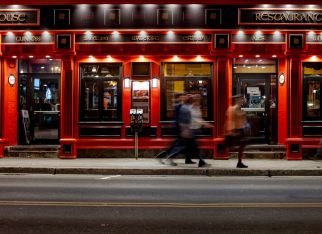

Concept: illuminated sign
[[76, 34, 211, 43], [0, 9, 40, 26], [239, 8, 322, 25], [1, 34, 54, 44], [307, 34, 322, 44], [232, 33, 285, 44]]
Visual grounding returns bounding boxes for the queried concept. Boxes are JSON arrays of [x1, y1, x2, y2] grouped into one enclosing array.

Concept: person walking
[[155, 93, 195, 165], [165, 94, 209, 167], [225, 94, 248, 168]]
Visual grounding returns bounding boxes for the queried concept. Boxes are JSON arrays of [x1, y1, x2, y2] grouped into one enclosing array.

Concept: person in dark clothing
[[163, 94, 209, 167], [155, 93, 196, 165]]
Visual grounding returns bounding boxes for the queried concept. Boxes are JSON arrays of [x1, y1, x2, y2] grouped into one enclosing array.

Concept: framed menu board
[[132, 81, 150, 123]]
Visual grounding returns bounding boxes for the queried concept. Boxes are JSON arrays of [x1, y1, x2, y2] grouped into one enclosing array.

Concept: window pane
[[163, 63, 211, 77], [102, 80, 118, 120], [80, 63, 122, 121], [306, 81, 320, 118], [19, 59, 61, 74], [88, 81, 99, 109], [303, 62, 322, 120], [233, 58, 276, 74], [165, 79, 209, 119]]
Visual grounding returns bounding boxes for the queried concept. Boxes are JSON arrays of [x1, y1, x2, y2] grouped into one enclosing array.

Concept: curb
[[0, 167, 322, 176]]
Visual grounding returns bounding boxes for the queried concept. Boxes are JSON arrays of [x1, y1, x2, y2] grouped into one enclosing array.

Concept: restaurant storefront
[[0, 2, 321, 160]]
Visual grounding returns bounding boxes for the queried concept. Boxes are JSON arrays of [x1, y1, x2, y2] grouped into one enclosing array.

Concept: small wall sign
[[8, 74, 15, 87]]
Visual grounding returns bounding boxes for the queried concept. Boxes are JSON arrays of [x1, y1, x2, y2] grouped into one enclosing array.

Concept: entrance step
[[5, 145, 60, 158], [229, 144, 286, 159]]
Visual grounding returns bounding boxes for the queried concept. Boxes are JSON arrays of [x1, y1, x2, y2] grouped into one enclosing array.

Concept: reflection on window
[[163, 63, 211, 77], [233, 58, 276, 74], [306, 81, 320, 118], [162, 63, 212, 120], [19, 59, 61, 74], [303, 62, 322, 120], [80, 63, 122, 121]]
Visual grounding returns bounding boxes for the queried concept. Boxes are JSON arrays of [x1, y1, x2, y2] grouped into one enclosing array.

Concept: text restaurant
[[0, 0, 322, 160]]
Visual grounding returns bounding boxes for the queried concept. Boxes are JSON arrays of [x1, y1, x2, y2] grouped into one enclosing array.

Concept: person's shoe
[[165, 158, 177, 166], [156, 157, 164, 164], [198, 160, 210, 168], [236, 162, 248, 168], [185, 159, 196, 164]]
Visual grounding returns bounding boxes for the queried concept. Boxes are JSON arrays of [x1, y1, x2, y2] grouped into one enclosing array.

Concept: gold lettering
[[254, 11, 322, 23], [0, 12, 28, 23]]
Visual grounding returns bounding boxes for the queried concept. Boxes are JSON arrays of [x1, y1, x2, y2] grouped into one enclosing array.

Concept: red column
[[214, 56, 230, 159], [277, 57, 288, 145], [59, 55, 77, 158], [286, 56, 302, 160], [0, 57, 18, 157]]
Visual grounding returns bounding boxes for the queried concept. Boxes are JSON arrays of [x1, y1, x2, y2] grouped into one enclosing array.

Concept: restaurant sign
[[239, 8, 322, 25], [232, 33, 285, 44], [76, 34, 212, 44], [0, 9, 40, 26], [306, 34, 322, 44], [1, 34, 54, 44]]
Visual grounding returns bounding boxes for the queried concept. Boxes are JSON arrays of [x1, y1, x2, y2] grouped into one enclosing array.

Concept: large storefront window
[[303, 62, 322, 120], [233, 58, 277, 144], [161, 62, 212, 120], [79, 63, 122, 121]]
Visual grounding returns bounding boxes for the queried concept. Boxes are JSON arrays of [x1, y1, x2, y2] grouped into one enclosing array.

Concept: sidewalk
[[0, 157, 322, 176]]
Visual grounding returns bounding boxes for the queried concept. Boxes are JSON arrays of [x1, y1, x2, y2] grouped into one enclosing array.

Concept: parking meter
[[130, 108, 143, 159], [130, 108, 143, 133]]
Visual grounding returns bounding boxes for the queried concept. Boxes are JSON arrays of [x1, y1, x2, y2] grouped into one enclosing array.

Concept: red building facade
[[0, 1, 322, 160]]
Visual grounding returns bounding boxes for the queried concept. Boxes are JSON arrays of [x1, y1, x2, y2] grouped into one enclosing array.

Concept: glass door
[[18, 59, 61, 144], [233, 58, 277, 144]]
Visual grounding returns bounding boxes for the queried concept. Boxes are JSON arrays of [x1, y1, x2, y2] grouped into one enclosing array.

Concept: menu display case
[[132, 81, 150, 123]]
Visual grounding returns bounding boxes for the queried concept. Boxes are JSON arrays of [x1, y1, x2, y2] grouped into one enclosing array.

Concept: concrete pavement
[[0, 157, 322, 176]]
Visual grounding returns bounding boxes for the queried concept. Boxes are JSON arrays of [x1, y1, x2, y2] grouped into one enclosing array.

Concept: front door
[[232, 58, 278, 144], [233, 74, 277, 144], [18, 59, 61, 144]]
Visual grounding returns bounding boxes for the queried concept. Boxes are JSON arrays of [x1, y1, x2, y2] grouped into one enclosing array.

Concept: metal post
[[135, 131, 138, 160]]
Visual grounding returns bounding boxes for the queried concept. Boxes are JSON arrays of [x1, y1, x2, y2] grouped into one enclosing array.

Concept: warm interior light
[[124, 78, 131, 88], [152, 77, 158, 88]]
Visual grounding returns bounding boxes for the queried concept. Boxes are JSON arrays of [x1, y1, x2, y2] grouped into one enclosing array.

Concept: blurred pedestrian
[[155, 93, 195, 165], [225, 94, 248, 168], [166, 94, 210, 167]]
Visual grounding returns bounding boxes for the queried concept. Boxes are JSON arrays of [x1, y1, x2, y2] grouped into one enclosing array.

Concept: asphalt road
[[0, 174, 322, 233]]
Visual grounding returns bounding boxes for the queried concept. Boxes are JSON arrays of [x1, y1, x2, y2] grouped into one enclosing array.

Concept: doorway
[[18, 59, 61, 144], [233, 58, 277, 144]]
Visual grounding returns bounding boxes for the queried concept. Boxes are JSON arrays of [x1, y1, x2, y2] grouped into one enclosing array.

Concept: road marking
[[0, 201, 322, 208], [99, 175, 121, 180]]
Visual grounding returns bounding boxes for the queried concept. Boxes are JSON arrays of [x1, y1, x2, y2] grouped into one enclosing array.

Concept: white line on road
[[99, 175, 121, 180], [1, 201, 322, 208]]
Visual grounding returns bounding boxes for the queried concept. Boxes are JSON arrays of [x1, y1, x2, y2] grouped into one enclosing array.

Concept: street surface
[[0, 174, 322, 233]]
